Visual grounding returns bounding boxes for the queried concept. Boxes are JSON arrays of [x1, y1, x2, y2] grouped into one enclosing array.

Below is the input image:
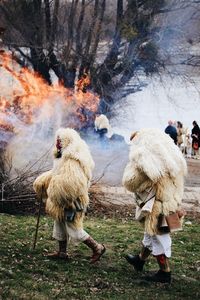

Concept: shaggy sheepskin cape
[[122, 128, 187, 235], [33, 128, 95, 226], [95, 114, 110, 131]]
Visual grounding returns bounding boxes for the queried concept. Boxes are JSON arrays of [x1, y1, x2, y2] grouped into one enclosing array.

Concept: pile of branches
[[88, 192, 135, 221], [0, 148, 51, 214], [0, 148, 132, 217], [0, 151, 49, 198]]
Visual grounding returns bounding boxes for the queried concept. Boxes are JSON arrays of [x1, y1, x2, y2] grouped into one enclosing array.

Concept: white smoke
[[0, 62, 80, 175], [6, 98, 68, 172], [110, 75, 200, 142], [0, 56, 128, 185]]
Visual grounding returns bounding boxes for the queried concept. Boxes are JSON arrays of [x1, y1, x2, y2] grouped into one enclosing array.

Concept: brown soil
[[185, 158, 200, 186]]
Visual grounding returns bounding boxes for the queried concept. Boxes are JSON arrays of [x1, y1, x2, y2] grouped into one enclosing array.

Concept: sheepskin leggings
[[142, 233, 171, 272], [52, 220, 89, 242], [142, 233, 172, 258]]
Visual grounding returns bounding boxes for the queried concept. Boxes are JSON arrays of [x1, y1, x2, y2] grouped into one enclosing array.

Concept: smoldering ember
[[0, 1, 200, 299]]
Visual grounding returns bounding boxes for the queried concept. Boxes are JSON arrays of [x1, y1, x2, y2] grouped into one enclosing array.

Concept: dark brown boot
[[143, 254, 171, 283], [83, 236, 106, 263], [125, 246, 151, 271], [45, 240, 68, 260], [144, 270, 171, 284], [125, 254, 145, 271]]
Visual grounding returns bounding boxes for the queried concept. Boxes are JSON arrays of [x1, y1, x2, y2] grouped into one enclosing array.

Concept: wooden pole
[[33, 188, 43, 250]]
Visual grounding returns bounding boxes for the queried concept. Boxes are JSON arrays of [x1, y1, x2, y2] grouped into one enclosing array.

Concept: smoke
[[153, 0, 200, 74], [0, 52, 99, 176], [110, 1, 200, 143], [84, 133, 129, 185], [0, 51, 129, 185], [6, 98, 67, 172]]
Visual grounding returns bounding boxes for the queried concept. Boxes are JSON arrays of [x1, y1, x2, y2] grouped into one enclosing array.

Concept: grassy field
[[0, 214, 200, 300]]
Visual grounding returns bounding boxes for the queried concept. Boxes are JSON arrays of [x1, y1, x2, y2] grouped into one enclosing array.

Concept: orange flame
[[0, 52, 99, 137], [76, 72, 91, 92]]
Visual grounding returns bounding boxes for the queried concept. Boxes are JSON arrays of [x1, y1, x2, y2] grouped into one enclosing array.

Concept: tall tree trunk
[[50, 0, 60, 47], [79, 0, 99, 77], [89, 0, 106, 70], [103, 0, 123, 69], [95, 0, 124, 95], [44, 0, 51, 45], [30, 48, 51, 84], [63, 0, 79, 67], [31, 1, 51, 84], [73, 0, 85, 67]]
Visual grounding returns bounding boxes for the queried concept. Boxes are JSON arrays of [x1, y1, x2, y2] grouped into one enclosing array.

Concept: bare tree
[[1, 0, 200, 110]]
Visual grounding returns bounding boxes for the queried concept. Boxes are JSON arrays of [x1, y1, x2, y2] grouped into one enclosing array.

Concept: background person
[[177, 121, 184, 149], [191, 120, 200, 157], [165, 120, 177, 145]]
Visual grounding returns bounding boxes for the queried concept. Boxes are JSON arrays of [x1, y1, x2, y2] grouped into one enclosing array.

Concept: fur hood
[[95, 114, 111, 131], [53, 128, 95, 182], [128, 128, 187, 183]]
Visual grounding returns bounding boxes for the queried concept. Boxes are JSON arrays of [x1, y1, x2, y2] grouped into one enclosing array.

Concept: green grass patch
[[0, 214, 200, 299]]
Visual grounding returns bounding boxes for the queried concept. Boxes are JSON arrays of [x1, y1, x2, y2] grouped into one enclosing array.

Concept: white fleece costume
[[33, 128, 94, 242], [123, 128, 187, 256], [94, 114, 110, 131]]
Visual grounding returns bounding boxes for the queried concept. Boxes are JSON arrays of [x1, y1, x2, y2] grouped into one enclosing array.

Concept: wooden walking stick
[[33, 187, 43, 250]]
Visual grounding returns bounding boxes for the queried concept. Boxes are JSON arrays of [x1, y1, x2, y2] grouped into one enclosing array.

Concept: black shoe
[[144, 270, 171, 284], [125, 254, 145, 271]]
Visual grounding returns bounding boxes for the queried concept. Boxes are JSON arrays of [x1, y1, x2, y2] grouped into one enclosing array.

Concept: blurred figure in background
[[165, 120, 177, 145], [94, 114, 126, 146], [94, 114, 111, 139], [182, 127, 191, 157], [177, 121, 184, 149], [191, 121, 200, 157]]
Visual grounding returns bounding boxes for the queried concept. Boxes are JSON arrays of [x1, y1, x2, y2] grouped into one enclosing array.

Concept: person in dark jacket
[[191, 120, 200, 156], [165, 120, 177, 145]]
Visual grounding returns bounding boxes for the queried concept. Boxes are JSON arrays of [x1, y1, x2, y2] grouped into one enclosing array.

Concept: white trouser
[[142, 232, 172, 258], [52, 220, 89, 242]]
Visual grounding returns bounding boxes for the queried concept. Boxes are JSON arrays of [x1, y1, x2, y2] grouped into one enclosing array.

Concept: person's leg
[[125, 233, 152, 271], [156, 254, 170, 272], [144, 234, 171, 283], [66, 213, 106, 263], [46, 220, 68, 259], [83, 236, 106, 263]]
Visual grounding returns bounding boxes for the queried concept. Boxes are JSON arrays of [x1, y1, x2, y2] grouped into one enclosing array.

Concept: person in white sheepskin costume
[[123, 128, 187, 283], [94, 114, 110, 131], [33, 128, 105, 263], [94, 114, 126, 144], [94, 114, 112, 138]]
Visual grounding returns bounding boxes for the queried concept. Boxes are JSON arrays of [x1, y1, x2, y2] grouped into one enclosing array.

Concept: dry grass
[[0, 214, 200, 299]]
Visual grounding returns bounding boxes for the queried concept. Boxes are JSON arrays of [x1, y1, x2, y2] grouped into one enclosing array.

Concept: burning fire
[[76, 72, 91, 93], [0, 51, 99, 145]]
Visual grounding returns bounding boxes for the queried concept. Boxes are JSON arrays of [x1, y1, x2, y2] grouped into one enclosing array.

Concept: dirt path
[[186, 158, 200, 187]]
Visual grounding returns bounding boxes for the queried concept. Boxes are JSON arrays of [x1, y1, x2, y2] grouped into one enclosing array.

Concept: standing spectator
[[191, 121, 200, 157], [165, 120, 177, 144], [177, 121, 184, 149], [182, 127, 191, 157]]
